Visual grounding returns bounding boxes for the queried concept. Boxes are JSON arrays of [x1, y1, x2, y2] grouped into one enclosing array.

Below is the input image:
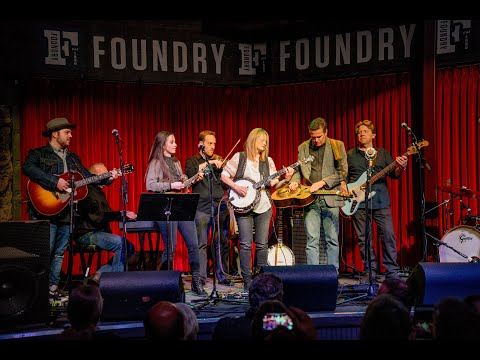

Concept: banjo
[[267, 209, 295, 266], [228, 156, 314, 213]]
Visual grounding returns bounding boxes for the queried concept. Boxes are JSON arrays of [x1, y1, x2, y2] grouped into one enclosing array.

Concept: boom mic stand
[[405, 127, 429, 261], [113, 130, 129, 271], [364, 149, 376, 298]]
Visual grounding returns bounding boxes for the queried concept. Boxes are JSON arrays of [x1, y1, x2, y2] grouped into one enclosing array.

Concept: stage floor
[[0, 271, 385, 341]]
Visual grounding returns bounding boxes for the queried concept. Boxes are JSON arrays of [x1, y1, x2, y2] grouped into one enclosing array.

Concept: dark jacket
[[23, 144, 111, 222]]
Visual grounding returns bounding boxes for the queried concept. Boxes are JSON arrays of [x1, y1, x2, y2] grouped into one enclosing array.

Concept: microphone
[[198, 142, 205, 150], [365, 147, 377, 160], [112, 129, 119, 136], [401, 122, 412, 132]]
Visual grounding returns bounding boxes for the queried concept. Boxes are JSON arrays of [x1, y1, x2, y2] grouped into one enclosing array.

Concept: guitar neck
[[367, 149, 409, 185], [254, 160, 301, 189], [75, 171, 111, 188], [183, 173, 199, 188]]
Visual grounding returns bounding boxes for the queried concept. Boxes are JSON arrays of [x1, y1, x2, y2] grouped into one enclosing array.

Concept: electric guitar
[[341, 140, 429, 216], [228, 156, 314, 213], [27, 164, 134, 216], [272, 183, 352, 208]]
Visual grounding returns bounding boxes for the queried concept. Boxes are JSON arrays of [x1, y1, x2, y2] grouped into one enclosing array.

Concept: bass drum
[[267, 244, 295, 266], [439, 225, 480, 263]]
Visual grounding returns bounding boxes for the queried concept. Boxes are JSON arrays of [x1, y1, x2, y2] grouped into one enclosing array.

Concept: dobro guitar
[[341, 140, 429, 216]]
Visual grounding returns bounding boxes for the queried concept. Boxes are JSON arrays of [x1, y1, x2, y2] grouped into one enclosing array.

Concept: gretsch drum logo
[[459, 231, 473, 243], [43, 30, 79, 67]]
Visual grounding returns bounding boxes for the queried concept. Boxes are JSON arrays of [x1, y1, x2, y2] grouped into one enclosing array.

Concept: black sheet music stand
[[137, 192, 199, 270]]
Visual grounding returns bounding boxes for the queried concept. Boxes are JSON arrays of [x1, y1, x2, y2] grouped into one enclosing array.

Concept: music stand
[[137, 192, 199, 270]]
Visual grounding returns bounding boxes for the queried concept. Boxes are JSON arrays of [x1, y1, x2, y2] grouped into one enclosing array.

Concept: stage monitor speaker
[[100, 270, 185, 321], [407, 262, 480, 307], [260, 264, 338, 311], [0, 220, 50, 329]]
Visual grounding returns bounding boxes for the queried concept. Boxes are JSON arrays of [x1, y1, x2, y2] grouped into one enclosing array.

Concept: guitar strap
[[329, 138, 347, 181]]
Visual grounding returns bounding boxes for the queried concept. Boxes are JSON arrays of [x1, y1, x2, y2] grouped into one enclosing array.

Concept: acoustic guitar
[[27, 164, 134, 216], [272, 183, 352, 208]]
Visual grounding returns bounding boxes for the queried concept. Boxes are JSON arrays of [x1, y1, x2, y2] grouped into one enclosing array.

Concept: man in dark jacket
[[23, 118, 117, 301], [75, 163, 137, 284]]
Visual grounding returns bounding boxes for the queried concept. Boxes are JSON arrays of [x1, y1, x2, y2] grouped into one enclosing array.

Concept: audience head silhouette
[[360, 294, 413, 340], [59, 284, 104, 340], [174, 302, 199, 340], [247, 272, 284, 317], [377, 277, 414, 310], [144, 301, 184, 340]]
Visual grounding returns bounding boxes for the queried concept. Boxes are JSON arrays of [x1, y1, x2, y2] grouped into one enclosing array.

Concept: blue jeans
[[76, 231, 124, 273], [195, 204, 230, 283], [236, 208, 272, 286], [49, 222, 70, 286], [158, 220, 200, 277], [304, 198, 339, 271]]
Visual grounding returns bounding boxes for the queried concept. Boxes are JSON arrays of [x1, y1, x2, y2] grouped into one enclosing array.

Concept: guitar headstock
[[114, 164, 135, 176], [406, 140, 429, 156]]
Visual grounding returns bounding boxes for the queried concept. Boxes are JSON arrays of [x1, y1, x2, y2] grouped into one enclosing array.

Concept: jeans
[[158, 220, 200, 277], [351, 207, 400, 276], [236, 208, 272, 286], [49, 222, 70, 286], [76, 231, 124, 273], [304, 198, 339, 271], [195, 204, 230, 282]]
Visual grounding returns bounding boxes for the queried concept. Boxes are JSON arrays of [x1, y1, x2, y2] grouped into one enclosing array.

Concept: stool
[[71, 242, 103, 284]]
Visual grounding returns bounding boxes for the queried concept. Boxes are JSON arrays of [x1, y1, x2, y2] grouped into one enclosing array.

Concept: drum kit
[[434, 183, 480, 263]]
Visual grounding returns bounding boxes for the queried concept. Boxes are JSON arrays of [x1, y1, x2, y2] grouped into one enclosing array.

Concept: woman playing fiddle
[[185, 130, 234, 287]]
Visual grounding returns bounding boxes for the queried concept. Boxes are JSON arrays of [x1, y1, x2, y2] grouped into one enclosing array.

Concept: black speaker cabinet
[[100, 270, 185, 321], [0, 220, 50, 329], [407, 262, 480, 307], [260, 264, 338, 311]]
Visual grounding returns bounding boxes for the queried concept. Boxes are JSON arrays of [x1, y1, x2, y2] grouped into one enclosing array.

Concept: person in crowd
[[58, 284, 119, 340], [143, 300, 185, 340], [212, 272, 284, 340], [288, 117, 348, 273], [145, 130, 206, 296], [221, 128, 294, 290], [75, 162, 137, 285], [346, 120, 407, 279], [174, 302, 199, 340], [23, 118, 118, 302], [185, 130, 233, 287], [376, 277, 414, 311], [359, 293, 414, 340], [432, 297, 480, 340], [250, 299, 317, 341]]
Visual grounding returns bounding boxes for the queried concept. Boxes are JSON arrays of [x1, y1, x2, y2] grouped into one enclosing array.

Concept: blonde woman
[[221, 128, 294, 291]]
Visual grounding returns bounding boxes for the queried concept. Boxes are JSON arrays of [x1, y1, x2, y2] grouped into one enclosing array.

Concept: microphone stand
[[66, 170, 76, 297], [114, 133, 129, 272], [364, 155, 376, 298], [408, 129, 428, 261], [202, 147, 221, 301]]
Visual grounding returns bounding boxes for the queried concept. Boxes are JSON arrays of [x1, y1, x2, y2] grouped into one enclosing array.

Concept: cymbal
[[438, 184, 480, 199]]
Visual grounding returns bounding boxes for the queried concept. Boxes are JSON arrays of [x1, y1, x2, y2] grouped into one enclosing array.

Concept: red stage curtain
[[20, 66, 479, 276]]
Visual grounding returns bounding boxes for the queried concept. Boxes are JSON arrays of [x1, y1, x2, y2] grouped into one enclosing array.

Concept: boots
[[191, 276, 208, 296]]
